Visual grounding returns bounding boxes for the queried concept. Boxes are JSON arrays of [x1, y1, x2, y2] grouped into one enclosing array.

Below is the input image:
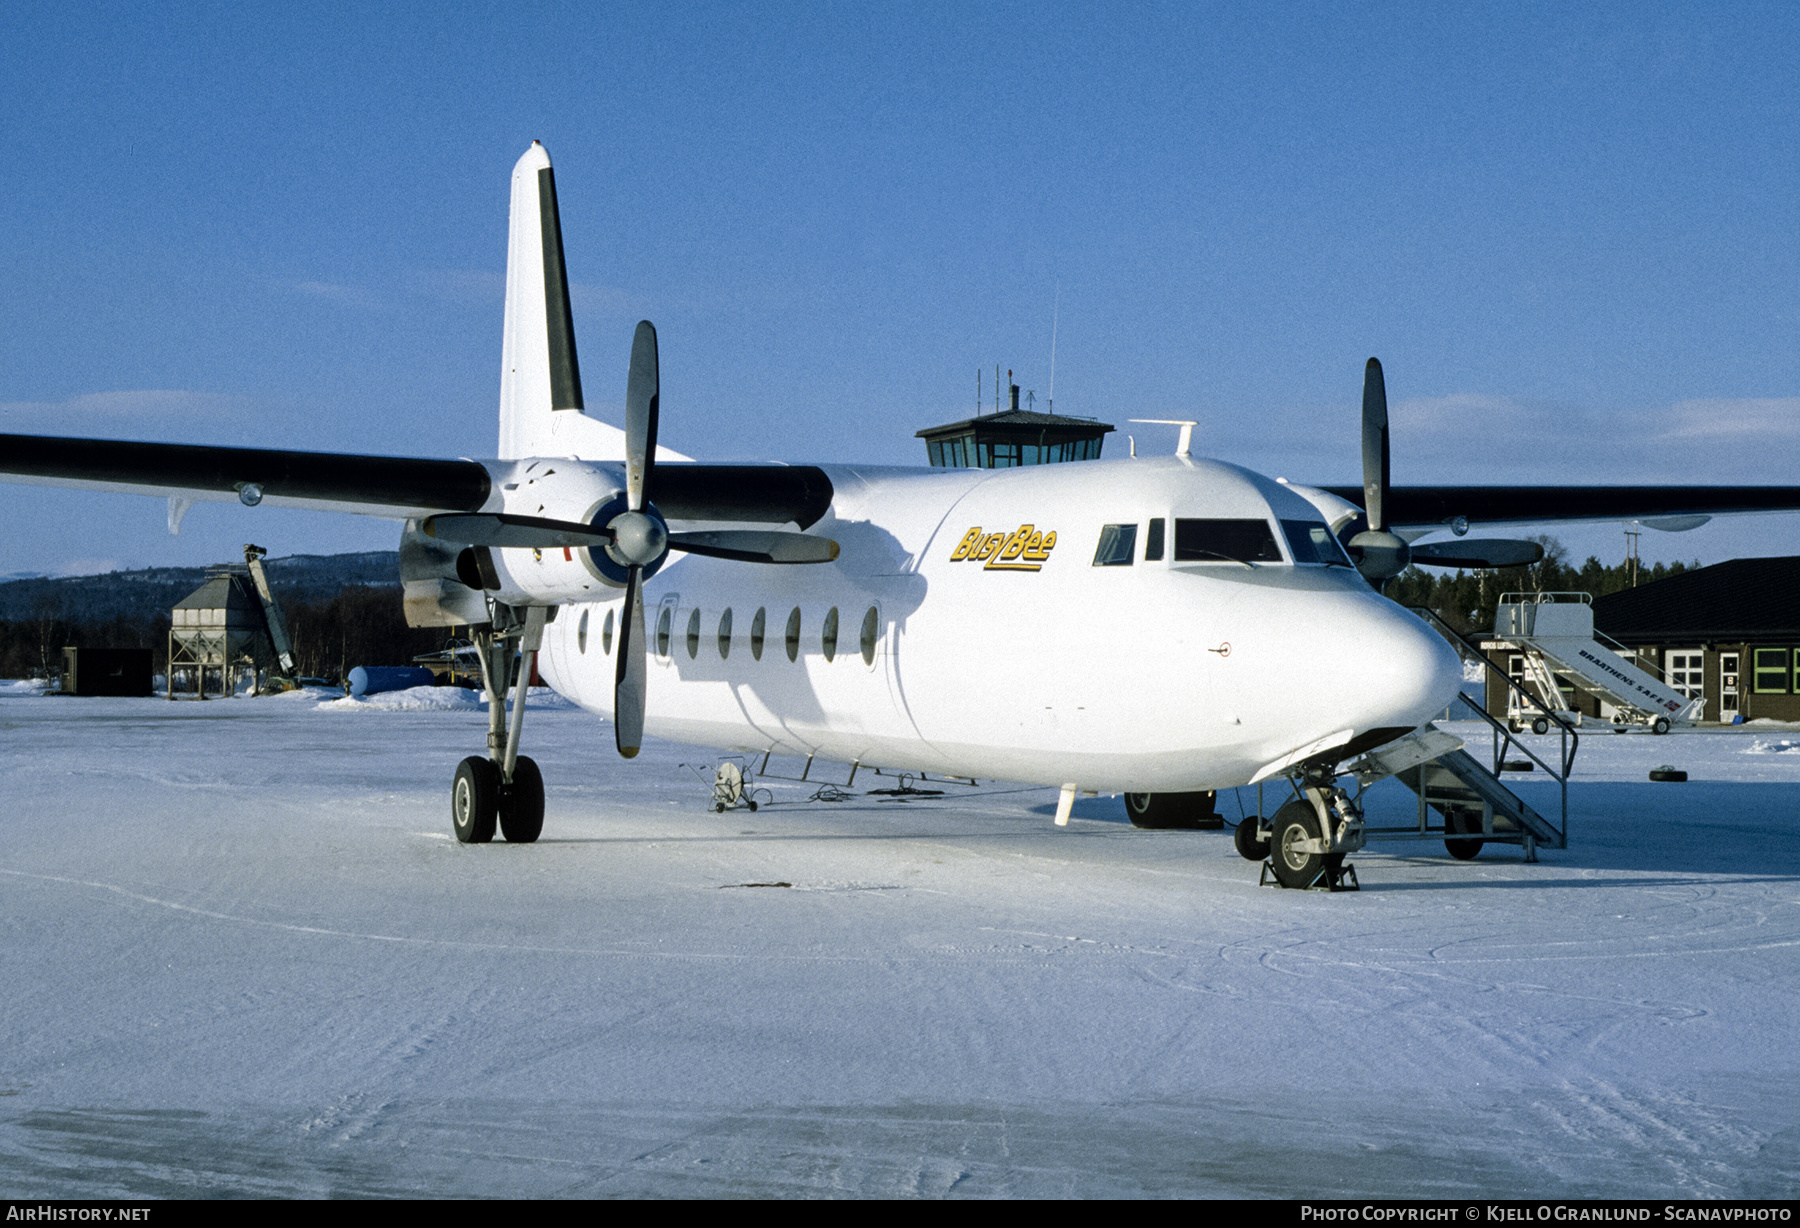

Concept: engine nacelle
[[399, 458, 631, 625]]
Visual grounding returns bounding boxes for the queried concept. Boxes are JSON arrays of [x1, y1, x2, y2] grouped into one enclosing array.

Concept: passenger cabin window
[[1145, 518, 1165, 561], [860, 606, 879, 666], [686, 608, 701, 659], [717, 608, 733, 659], [750, 607, 766, 660], [1092, 524, 1138, 566], [602, 608, 614, 655], [1174, 519, 1282, 564], [578, 610, 589, 654], [784, 607, 802, 662], [656, 606, 672, 658], [1280, 519, 1352, 566], [821, 607, 839, 662]]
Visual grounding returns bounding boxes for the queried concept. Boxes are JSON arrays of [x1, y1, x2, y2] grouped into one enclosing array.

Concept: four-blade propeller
[[1344, 357, 1542, 585], [422, 320, 839, 759]]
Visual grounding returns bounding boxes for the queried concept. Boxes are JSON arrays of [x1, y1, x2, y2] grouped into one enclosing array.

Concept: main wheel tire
[[499, 755, 545, 843], [1269, 799, 1326, 888], [1444, 808, 1483, 860], [1532, 716, 1551, 735], [1124, 791, 1218, 829], [1234, 816, 1270, 862], [452, 756, 500, 844], [1652, 716, 1672, 735]]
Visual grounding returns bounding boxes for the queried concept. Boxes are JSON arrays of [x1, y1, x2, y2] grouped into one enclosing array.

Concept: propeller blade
[[1361, 357, 1389, 533], [1408, 539, 1544, 570], [422, 512, 613, 550], [625, 320, 659, 512], [666, 530, 840, 565], [614, 566, 646, 758]]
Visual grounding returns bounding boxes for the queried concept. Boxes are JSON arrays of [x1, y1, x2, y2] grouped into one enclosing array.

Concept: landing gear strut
[[452, 603, 548, 844]]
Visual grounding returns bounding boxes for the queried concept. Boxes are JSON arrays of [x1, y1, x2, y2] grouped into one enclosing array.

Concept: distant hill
[[0, 552, 399, 623]]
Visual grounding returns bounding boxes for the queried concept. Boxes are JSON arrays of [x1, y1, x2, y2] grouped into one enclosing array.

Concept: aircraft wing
[[1318, 485, 1800, 532], [0, 433, 836, 527]]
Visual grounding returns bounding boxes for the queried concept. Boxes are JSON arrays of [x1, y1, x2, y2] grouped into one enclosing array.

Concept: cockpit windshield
[[1280, 519, 1353, 567]]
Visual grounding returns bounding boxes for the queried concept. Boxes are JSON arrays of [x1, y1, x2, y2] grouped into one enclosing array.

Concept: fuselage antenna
[[1047, 283, 1059, 415]]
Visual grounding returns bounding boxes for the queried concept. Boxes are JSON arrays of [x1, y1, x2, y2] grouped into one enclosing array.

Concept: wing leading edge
[[1319, 485, 1800, 532]]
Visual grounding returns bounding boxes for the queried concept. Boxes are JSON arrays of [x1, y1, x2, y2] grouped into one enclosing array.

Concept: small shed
[[167, 568, 269, 699], [61, 647, 153, 697]]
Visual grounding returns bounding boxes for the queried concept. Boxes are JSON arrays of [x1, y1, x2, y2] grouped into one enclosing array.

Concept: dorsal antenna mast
[[1047, 282, 1059, 415]]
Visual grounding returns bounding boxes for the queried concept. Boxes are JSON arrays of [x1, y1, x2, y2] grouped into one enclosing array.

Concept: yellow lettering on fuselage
[[948, 525, 1059, 572]]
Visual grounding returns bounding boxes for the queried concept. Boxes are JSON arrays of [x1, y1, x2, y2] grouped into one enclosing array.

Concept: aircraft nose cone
[[1343, 601, 1466, 732]]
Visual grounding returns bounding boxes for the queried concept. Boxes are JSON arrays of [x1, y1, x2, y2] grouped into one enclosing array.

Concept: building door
[[1666, 649, 1705, 703], [1720, 652, 1740, 718]]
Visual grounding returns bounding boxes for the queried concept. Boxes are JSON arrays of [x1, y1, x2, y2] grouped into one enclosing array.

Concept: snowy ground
[[1, 689, 1797, 1198]]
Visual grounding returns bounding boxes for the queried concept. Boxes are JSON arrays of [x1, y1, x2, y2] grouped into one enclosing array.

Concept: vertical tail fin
[[498, 142, 587, 458]]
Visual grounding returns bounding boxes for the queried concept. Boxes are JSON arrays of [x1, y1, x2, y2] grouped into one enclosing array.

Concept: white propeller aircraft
[[7, 143, 1800, 889]]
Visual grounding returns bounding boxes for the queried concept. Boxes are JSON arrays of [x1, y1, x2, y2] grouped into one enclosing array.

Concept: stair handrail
[[1497, 590, 1592, 606], [1408, 604, 1580, 780], [1406, 608, 1572, 848]]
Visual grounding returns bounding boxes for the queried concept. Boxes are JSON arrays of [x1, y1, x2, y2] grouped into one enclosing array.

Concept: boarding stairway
[[1342, 609, 1575, 858], [1491, 592, 1701, 732]]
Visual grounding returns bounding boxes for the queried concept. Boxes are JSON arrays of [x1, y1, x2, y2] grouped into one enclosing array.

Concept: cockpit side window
[[1173, 519, 1283, 564], [1092, 524, 1138, 566], [1280, 519, 1353, 566]]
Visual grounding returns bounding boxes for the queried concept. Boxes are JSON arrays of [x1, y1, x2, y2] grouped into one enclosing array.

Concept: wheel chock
[[1259, 860, 1361, 891]]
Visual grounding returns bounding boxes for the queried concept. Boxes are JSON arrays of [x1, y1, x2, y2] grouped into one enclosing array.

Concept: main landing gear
[[452, 604, 548, 845], [1236, 776, 1364, 891]]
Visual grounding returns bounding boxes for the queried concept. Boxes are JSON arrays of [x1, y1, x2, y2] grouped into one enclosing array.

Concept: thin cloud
[[295, 280, 382, 308], [0, 390, 264, 423]]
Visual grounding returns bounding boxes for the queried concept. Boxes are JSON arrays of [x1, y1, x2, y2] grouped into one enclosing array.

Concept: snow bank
[[316, 684, 576, 712], [0, 678, 51, 696], [1742, 737, 1800, 754]]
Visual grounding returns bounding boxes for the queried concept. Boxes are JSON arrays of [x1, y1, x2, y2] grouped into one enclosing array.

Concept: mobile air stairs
[[1491, 592, 1703, 734], [1343, 609, 1576, 862]]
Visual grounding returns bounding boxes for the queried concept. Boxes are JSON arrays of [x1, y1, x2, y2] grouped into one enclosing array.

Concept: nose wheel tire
[[1269, 798, 1338, 889], [1234, 817, 1270, 861], [500, 755, 545, 844], [452, 756, 500, 844]]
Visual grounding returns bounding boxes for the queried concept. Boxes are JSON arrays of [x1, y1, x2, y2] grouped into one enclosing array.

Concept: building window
[[1093, 524, 1137, 566], [1666, 650, 1704, 700], [1753, 648, 1789, 693]]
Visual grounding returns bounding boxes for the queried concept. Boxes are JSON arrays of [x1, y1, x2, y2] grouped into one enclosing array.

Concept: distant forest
[[0, 553, 460, 682], [1386, 536, 1697, 635]]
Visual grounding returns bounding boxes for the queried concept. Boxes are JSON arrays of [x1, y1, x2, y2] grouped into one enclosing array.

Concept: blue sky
[[2, 2, 1796, 576]]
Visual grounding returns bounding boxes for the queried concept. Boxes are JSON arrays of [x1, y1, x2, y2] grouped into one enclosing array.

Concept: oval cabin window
[[686, 608, 701, 659], [821, 607, 839, 662], [750, 607, 766, 661], [717, 608, 733, 659], [602, 608, 615, 655], [578, 609, 589, 654], [656, 606, 672, 658], [784, 607, 802, 663], [860, 606, 879, 666]]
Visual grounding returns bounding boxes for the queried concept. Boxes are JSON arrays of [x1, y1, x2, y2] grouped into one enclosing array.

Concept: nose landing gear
[[452, 603, 548, 845], [1245, 779, 1363, 891]]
